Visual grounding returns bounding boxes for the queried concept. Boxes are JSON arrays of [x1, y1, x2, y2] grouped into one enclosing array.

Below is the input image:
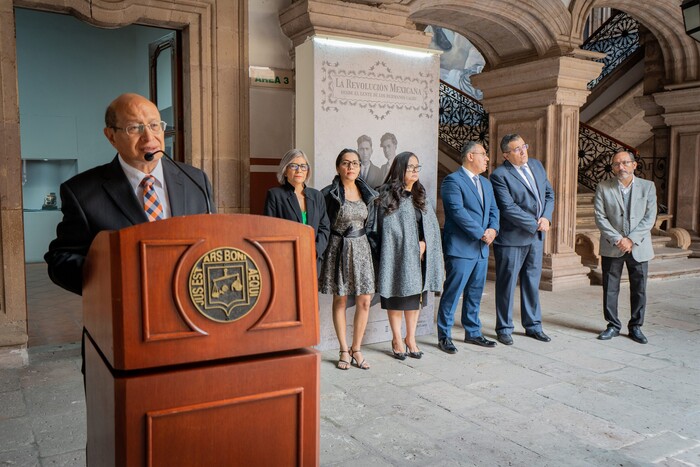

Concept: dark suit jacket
[[441, 168, 499, 259], [490, 158, 554, 247], [45, 156, 214, 294], [263, 182, 331, 267]]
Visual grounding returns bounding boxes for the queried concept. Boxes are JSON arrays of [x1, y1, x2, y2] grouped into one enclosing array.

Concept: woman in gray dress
[[375, 152, 444, 360], [320, 149, 378, 370]]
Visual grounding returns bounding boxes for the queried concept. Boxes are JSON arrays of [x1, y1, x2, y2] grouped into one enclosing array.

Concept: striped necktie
[[140, 175, 163, 221]]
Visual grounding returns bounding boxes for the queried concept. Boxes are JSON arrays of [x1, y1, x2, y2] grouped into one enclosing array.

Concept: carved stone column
[[636, 95, 671, 210], [472, 55, 603, 290], [653, 84, 700, 257], [0, 0, 28, 349], [279, 0, 431, 50]]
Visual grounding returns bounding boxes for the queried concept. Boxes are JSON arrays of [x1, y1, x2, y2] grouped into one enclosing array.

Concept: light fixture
[[682, 0, 700, 42], [313, 36, 436, 59]]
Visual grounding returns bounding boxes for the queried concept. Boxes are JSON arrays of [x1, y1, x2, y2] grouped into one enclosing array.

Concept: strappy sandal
[[349, 348, 370, 370], [337, 349, 351, 370]]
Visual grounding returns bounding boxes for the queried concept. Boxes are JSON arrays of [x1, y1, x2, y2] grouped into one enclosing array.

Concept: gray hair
[[613, 149, 635, 162], [277, 149, 310, 184], [500, 133, 522, 153], [460, 141, 481, 163]]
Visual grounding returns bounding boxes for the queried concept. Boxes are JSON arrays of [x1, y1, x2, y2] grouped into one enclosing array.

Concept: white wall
[[16, 8, 169, 169], [248, 0, 295, 162]]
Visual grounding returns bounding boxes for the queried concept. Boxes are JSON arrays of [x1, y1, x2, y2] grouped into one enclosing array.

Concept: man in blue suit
[[490, 134, 554, 345], [437, 142, 500, 354]]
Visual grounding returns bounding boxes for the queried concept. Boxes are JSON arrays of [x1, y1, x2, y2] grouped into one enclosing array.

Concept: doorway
[[15, 8, 180, 346]]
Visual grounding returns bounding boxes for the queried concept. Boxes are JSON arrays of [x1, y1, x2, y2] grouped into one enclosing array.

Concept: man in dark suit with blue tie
[[490, 134, 554, 345], [437, 142, 500, 354]]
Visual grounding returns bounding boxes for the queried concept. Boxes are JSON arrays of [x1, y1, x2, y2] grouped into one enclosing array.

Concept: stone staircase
[[575, 191, 700, 284]]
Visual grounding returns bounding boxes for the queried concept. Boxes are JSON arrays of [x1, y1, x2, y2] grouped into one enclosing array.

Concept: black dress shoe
[[497, 334, 513, 345], [598, 327, 620, 340], [628, 327, 648, 344], [438, 337, 458, 354], [526, 331, 551, 342], [464, 335, 497, 347]]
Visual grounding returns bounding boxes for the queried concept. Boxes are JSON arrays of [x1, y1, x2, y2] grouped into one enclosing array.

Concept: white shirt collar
[[118, 154, 165, 191], [461, 166, 479, 180], [617, 175, 635, 192]]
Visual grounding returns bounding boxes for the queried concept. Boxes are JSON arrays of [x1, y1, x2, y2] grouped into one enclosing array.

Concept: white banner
[[296, 36, 441, 350], [310, 37, 440, 196]]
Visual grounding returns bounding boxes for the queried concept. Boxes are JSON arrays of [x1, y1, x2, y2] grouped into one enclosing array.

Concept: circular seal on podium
[[188, 247, 262, 322]]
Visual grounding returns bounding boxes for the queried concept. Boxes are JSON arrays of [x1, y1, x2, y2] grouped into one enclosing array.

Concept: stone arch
[[570, 0, 700, 83], [0, 0, 246, 348], [408, 0, 573, 69]]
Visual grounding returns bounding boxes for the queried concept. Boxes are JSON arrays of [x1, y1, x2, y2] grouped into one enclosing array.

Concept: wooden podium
[[82, 214, 320, 466]]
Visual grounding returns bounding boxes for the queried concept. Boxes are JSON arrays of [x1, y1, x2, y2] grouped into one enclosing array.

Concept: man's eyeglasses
[[112, 121, 167, 136], [611, 160, 635, 168], [340, 161, 362, 168], [287, 163, 309, 172], [406, 164, 422, 172], [507, 144, 528, 154]]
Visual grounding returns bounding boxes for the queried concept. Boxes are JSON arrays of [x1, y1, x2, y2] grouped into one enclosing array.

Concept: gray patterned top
[[319, 199, 375, 296]]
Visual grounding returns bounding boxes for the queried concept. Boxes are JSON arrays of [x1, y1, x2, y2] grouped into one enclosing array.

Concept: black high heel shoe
[[404, 339, 423, 359], [391, 341, 406, 361]]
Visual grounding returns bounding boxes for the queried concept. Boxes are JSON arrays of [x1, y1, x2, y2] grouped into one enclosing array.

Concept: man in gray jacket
[[594, 150, 657, 344]]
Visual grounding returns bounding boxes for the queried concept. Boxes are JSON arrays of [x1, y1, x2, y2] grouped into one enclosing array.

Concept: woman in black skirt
[[375, 152, 443, 360]]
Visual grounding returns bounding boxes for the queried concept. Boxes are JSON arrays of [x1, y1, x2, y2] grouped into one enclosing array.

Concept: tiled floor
[[7, 263, 700, 466], [25, 263, 82, 347]]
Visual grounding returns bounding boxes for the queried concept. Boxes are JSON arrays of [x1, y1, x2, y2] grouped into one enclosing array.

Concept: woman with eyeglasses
[[264, 149, 330, 271], [375, 152, 444, 360], [320, 149, 379, 370]]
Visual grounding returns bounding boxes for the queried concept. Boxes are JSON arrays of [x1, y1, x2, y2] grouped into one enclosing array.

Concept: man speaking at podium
[[45, 93, 214, 295]]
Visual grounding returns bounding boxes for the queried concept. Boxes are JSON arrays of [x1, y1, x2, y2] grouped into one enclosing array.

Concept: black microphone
[[144, 150, 212, 214]]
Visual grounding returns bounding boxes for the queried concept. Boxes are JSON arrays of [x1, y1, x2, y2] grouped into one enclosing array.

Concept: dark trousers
[[493, 241, 543, 335], [601, 253, 648, 331]]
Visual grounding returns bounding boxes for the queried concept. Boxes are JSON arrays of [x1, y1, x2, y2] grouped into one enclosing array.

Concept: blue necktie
[[472, 175, 483, 205], [521, 165, 542, 217]]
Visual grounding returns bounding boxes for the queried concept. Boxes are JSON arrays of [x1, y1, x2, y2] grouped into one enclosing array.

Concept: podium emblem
[[189, 247, 262, 322]]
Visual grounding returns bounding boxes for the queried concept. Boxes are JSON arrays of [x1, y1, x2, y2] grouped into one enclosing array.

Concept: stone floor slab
[[0, 389, 27, 419], [620, 430, 700, 464], [671, 443, 700, 465], [0, 446, 40, 467], [1, 276, 699, 465], [39, 449, 86, 467]]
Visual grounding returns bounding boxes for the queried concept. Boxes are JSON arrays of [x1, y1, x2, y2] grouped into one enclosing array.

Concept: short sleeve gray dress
[[319, 199, 375, 296]]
